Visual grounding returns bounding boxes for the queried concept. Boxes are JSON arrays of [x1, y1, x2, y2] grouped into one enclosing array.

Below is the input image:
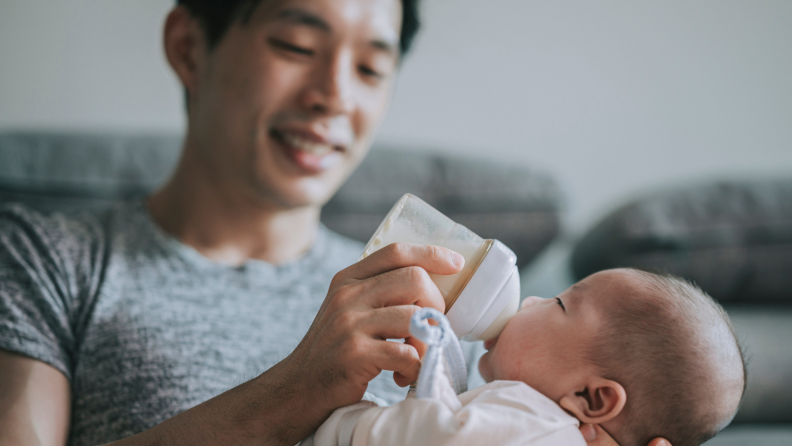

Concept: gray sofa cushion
[[0, 131, 561, 269], [571, 180, 792, 303], [0, 132, 181, 212], [323, 147, 561, 269], [725, 305, 792, 423]]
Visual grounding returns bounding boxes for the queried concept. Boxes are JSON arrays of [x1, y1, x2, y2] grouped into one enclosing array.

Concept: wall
[[2, 0, 791, 231]]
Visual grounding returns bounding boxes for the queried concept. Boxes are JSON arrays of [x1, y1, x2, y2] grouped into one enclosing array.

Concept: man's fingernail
[[451, 252, 465, 268], [581, 424, 597, 442], [656, 441, 668, 446]]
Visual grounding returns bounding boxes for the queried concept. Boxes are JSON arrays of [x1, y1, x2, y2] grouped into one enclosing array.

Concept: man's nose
[[302, 50, 355, 116], [520, 296, 546, 310]]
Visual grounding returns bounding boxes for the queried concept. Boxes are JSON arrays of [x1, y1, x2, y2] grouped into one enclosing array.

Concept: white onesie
[[302, 379, 586, 445], [301, 308, 586, 446]]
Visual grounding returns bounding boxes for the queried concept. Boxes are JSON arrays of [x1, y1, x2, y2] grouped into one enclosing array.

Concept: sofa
[[1, 131, 790, 444]]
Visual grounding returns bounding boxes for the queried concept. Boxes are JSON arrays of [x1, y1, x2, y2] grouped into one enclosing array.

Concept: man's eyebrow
[[370, 38, 397, 55], [275, 8, 332, 32]]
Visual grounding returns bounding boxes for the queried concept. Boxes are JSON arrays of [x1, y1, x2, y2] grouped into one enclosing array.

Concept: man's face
[[478, 271, 623, 402], [187, 0, 402, 208]]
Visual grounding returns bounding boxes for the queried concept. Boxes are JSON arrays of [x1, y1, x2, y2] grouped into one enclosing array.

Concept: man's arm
[[0, 350, 71, 446]]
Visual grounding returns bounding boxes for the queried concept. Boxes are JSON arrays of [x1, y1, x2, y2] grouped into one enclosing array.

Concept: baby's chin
[[477, 356, 495, 383]]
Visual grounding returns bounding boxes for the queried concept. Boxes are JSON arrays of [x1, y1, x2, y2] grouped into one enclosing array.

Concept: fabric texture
[[0, 131, 562, 270], [409, 307, 468, 398], [571, 180, 792, 303], [323, 148, 561, 269], [0, 201, 485, 446], [305, 380, 585, 446]]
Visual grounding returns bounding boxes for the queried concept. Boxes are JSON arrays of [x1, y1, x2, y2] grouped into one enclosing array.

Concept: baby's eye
[[556, 297, 566, 312]]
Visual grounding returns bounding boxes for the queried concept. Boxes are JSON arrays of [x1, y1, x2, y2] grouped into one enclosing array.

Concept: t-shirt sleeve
[[0, 205, 99, 380]]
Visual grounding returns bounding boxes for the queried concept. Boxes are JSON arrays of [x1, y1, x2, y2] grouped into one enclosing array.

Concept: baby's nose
[[520, 296, 545, 309]]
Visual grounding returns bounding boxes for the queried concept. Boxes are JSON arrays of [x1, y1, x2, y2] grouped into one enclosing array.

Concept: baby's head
[[478, 268, 746, 446]]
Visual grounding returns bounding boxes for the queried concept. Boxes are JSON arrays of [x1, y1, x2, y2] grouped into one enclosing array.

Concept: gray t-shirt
[[0, 201, 484, 446]]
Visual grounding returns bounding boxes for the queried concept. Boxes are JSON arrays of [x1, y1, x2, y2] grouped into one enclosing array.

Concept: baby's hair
[[586, 269, 747, 446]]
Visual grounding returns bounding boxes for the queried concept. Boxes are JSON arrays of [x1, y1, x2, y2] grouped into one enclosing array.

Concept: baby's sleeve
[[350, 382, 587, 446], [351, 397, 474, 446]]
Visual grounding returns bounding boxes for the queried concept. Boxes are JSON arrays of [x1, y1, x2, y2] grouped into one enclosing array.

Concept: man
[[0, 1, 671, 445]]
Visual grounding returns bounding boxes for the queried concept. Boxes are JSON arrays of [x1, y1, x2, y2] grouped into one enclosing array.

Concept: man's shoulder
[[0, 201, 140, 245], [0, 200, 153, 270], [0, 203, 104, 251]]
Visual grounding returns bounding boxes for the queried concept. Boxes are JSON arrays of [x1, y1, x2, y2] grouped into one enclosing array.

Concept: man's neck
[[147, 144, 320, 267]]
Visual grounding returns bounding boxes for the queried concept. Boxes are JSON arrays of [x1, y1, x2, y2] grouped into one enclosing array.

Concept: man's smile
[[270, 127, 347, 173]]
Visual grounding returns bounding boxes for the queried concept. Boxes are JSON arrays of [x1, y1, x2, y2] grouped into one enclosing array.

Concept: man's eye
[[268, 38, 314, 56], [359, 65, 383, 79]]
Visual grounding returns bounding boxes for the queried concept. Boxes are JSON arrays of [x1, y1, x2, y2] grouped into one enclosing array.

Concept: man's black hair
[[176, 0, 420, 56]]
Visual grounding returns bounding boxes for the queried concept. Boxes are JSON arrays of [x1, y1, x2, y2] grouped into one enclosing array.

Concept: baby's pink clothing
[[303, 380, 586, 446]]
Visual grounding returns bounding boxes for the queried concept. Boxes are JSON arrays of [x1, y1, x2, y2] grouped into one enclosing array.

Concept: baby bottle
[[360, 194, 520, 341]]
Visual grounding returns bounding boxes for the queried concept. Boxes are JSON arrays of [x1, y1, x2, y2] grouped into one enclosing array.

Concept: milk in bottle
[[361, 194, 520, 341]]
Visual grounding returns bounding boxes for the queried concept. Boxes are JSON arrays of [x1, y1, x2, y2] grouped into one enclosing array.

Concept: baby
[[304, 268, 746, 446]]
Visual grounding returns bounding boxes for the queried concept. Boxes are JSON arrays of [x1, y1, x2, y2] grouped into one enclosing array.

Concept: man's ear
[[559, 377, 626, 424], [163, 6, 205, 101]]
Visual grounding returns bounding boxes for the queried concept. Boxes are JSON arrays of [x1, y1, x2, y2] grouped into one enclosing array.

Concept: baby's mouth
[[484, 337, 499, 351]]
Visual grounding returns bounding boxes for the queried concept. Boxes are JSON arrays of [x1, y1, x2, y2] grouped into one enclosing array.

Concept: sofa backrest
[[0, 131, 561, 269]]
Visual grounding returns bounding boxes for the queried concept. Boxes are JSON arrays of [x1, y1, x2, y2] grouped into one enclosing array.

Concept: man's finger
[[404, 336, 428, 359], [357, 266, 446, 312], [369, 339, 421, 384], [392, 370, 415, 388], [355, 305, 419, 340], [393, 336, 426, 387], [581, 424, 619, 446], [345, 243, 465, 281], [582, 424, 657, 446]]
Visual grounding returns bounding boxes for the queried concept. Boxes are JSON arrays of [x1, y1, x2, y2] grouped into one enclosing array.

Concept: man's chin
[[253, 179, 340, 210]]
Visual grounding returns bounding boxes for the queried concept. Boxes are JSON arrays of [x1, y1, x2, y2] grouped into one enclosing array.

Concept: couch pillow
[[0, 131, 182, 213], [571, 180, 792, 303], [322, 147, 562, 269], [0, 133, 562, 269]]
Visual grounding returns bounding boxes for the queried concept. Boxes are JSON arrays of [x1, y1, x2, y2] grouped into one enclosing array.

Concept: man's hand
[[580, 424, 672, 446], [281, 243, 464, 421], [108, 243, 464, 446]]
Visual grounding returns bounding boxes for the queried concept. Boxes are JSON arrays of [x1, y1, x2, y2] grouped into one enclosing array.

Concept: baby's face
[[478, 271, 618, 402]]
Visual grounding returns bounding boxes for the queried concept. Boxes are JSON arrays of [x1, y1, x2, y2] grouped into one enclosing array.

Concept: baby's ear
[[559, 377, 626, 424]]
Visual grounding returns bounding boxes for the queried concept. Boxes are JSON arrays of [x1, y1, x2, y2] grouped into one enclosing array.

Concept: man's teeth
[[281, 133, 334, 156]]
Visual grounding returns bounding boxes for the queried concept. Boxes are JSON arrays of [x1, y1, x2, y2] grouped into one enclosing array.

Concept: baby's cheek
[[491, 349, 525, 382], [477, 353, 494, 383]]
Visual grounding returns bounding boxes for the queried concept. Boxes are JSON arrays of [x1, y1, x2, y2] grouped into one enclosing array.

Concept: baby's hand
[[580, 424, 672, 446]]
